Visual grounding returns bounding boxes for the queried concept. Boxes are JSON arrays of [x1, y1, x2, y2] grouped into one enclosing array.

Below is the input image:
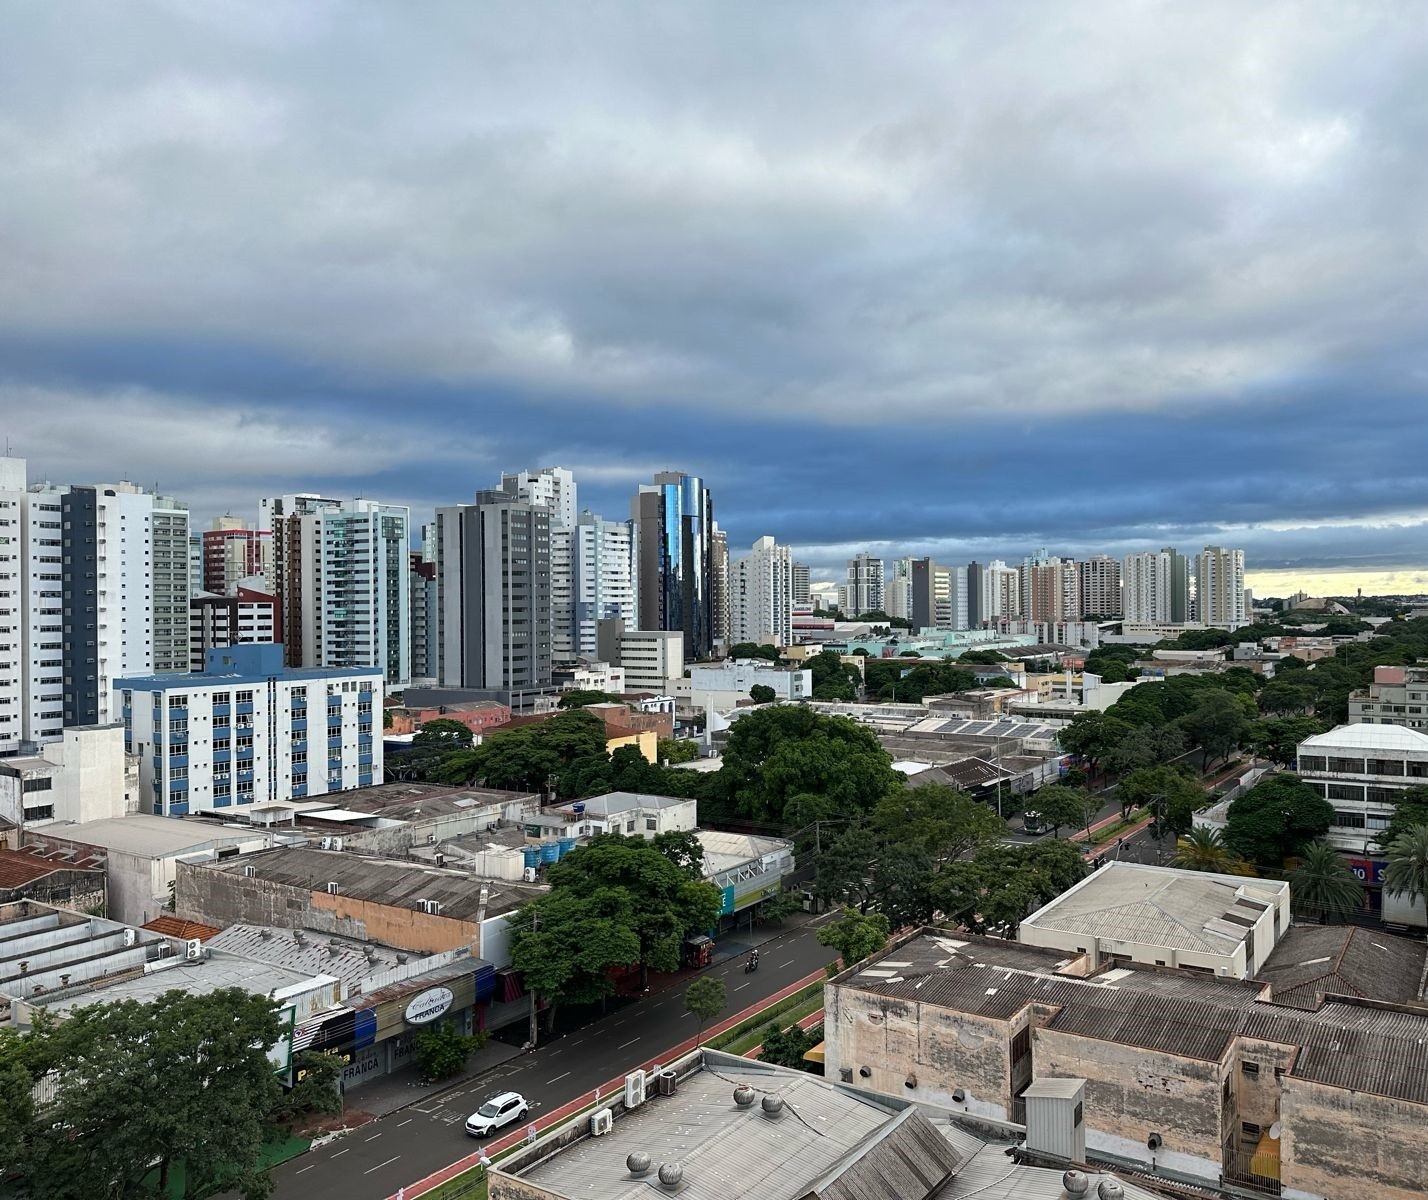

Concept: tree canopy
[[432, 708, 607, 792], [750, 683, 777, 704], [558, 689, 624, 709], [1223, 774, 1334, 866], [728, 642, 782, 663], [412, 717, 475, 747], [807, 650, 861, 701], [816, 909, 890, 967], [864, 658, 975, 703], [930, 840, 1087, 937]]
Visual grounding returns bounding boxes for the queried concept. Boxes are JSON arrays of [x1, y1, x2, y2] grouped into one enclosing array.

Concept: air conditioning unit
[[330, 837, 343, 851], [122, 928, 136, 947], [656, 1070, 677, 1097], [589, 1108, 613, 1136], [320, 837, 332, 850], [624, 1070, 646, 1109], [185, 938, 203, 961], [523, 866, 538, 883]]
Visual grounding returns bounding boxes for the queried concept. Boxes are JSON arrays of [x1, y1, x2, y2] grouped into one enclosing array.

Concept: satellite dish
[[1268, 1122, 1282, 1140]]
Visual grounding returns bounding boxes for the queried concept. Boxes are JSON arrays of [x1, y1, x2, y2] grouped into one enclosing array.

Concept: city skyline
[[5, 5, 1428, 595]]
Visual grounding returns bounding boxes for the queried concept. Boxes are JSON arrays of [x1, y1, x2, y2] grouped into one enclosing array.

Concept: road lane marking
[[734, 982, 751, 991], [365, 1132, 382, 1141], [395, 1118, 413, 1128], [363, 1156, 401, 1174], [619, 1037, 640, 1049], [330, 1149, 348, 1158], [295, 1165, 315, 1174], [547, 1071, 571, 1084]]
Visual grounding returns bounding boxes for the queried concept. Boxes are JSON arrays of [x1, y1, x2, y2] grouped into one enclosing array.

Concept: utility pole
[[527, 910, 540, 1048]]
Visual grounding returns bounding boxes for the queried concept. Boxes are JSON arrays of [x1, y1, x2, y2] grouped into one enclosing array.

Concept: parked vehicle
[[1021, 811, 1048, 836], [466, 1091, 530, 1138]]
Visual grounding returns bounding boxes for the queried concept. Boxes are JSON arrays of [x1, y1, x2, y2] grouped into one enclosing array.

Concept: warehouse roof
[[1256, 924, 1428, 1011], [842, 930, 1428, 1105], [1300, 723, 1428, 752], [205, 846, 543, 920], [1019, 862, 1287, 957]]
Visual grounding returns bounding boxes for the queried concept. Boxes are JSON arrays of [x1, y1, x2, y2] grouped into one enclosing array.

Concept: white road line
[[330, 1149, 348, 1158], [365, 1132, 382, 1141], [547, 1071, 571, 1084], [619, 1037, 640, 1049], [734, 982, 751, 991], [363, 1155, 401, 1175], [295, 1165, 315, 1174], [395, 1118, 413, 1128]]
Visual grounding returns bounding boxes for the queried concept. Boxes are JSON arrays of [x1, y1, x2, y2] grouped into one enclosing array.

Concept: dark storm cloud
[[2, 2, 1427, 584]]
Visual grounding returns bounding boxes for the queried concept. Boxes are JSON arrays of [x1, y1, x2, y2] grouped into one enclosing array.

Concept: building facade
[[1349, 665, 1428, 731], [571, 512, 636, 659], [408, 553, 438, 685], [842, 552, 884, 616], [1196, 545, 1248, 629], [202, 516, 273, 595], [708, 525, 730, 653], [117, 643, 382, 816], [1022, 551, 1081, 623], [435, 491, 553, 693], [791, 560, 811, 610], [730, 535, 793, 647], [631, 472, 715, 660], [596, 622, 683, 692], [1077, 555, 1122, 619], [261, 494, 411, 684], [189, 583, 280, 671], [500, 468, 577, 664]]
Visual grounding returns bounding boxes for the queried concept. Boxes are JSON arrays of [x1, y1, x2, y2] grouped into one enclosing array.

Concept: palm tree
[[1171, 826, 1251, 875], [1385, 825, 1428, 909], [1289, 840, 1364, 922]]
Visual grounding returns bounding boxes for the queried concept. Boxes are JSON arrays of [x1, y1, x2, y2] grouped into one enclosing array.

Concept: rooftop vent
[[1098, 1182, 1125, 1200], [657, 1162, 683, 1189], [626, 1151, 651, 1176], [243, 865, 256, 878], [258, 928, 273, 940], [326, 882, 340, 895], [760, 1094, 784, 1117], [1062, 1171, 1090, 1197], [733, 1085, 755, 1108]]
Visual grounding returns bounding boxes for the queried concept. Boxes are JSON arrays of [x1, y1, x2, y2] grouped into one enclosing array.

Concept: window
[[645, 817, 658, 831], [626, 820, 636, 833], [1241, 1061, 1260, 1078], [22, 777, 52, 794]]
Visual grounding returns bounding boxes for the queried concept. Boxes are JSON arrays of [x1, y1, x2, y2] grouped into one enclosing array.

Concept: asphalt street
[[267, 917, 840, 1200]]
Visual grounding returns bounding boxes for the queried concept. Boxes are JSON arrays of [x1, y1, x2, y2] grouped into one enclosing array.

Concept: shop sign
[[404, 985, 455, 1025]]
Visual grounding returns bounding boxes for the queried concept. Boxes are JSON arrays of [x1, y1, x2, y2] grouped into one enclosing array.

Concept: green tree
[[1256, 679, 1317, 716], [545, 834, 722, 990], [413, 1021, 490, 1081], [0, 1027, 36, 1178], [728, 642, 781, 662], [811, 826, 880, 913], [717, 705, 902, 825], [683, 976, 727, 1046], [1179, 689, 1254, 767], [957, 650, 1009, 664], [1117, 766, 1204, 833], [759, 888, 803, 924], [750, 683, 777, 704], [23, 988, 285, 1200], [930, 840, 1087, 936], [1376, 785, 1428, 851], [1058, 711, 1133, 776], [1171, 826, 1250, 874], [758, 1021, 823, 1070], [510, 890, 642, 1032], [1290, 841, 1364, 921], [383, 707, 394, 729], [270, 1051, 344, 1130], [1385, 825, 1428, 908], [1031, 784, 1095, 839], [817, 908, 890, 967], [435, 708, 606, 791], [808, 650, 860, 701], [1103, 725, 1186, 778], [412, 717, 475, 748], [1248, 716, 1327, 766], [1224, 774, 1334, 866], [870, 783, 1005, 863], [651, 829, 706, 876], [558, 689, 623, 709], [658, 737, 699, 764]]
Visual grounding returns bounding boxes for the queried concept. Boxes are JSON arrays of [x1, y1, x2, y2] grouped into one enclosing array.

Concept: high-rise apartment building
[[0, 459, 30, 756], [910, 558, 936, 630], [435, 491, 553, 692], [188, 534, 203, 597], [572, 512, 636, 658], [500, 468, 577, 664], [202, 516, 272, 596], [408, 553, 438, 684], [1122, 549, 1186, 625], [1196, 545, 1248, 629], [842, 553, 884, 616], [1078, 555, 1122, 619], [261, 494, 411, 685], [966, 561, 984, 627], [631, 472, 715, 661], [731, 536, 793, 647], [972, 559, 1021, 624], [885, 557, 913, 621], [791, 561, 811, 610], [1022, 551, 1081, 623], [709, 525, 730, 652], [935, 564, 969, 630]]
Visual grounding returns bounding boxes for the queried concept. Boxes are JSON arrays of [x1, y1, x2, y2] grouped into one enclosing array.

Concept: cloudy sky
[[4, 2, 1427, 594]]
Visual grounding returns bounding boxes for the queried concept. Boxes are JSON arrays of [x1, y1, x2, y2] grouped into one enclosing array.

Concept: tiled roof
[[0, 847, 104, 888], [1257, 924, 1428, 1011], [141, 915, 223, 942]]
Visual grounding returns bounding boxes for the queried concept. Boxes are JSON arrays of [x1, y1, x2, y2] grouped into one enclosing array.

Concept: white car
[[466, 1090, 530, 1138]]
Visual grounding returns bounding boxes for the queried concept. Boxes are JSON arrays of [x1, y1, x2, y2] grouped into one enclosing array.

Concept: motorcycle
[[744, 955, 759, 974]]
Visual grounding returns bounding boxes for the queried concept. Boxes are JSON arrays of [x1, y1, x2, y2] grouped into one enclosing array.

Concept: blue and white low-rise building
[[116, 643, 382, 816]]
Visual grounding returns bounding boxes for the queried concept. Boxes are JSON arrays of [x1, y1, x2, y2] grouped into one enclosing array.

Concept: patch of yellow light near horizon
[[1246, 567, 1428, 598]]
